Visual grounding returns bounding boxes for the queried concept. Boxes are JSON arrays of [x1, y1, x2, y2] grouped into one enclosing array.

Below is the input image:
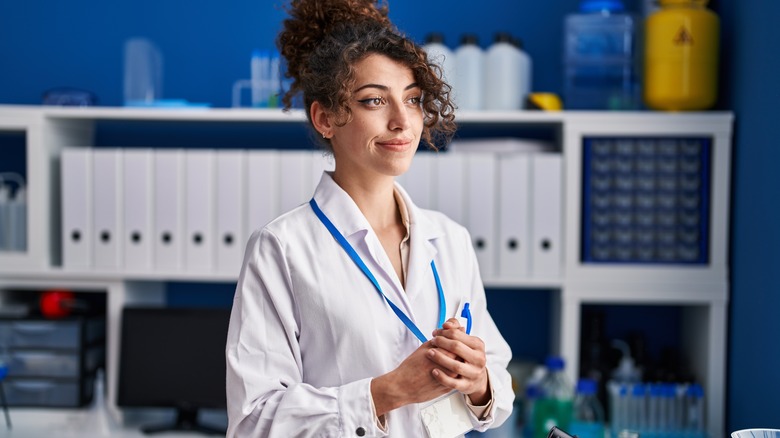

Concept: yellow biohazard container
[[643, 0, 720, 111]]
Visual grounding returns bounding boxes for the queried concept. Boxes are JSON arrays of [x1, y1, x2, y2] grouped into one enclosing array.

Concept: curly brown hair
[[277, 0, 456, 149]]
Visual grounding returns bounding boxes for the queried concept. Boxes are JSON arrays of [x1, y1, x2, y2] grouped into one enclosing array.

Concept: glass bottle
[[570, 378, 606, 438], [532, 356, 574, 438]]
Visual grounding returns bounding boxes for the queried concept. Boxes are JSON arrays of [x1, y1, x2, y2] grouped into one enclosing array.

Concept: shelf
[[0, 266, 565, 289], [0, 105, 733, 438], [0, 267, 237, 284], [0, 105, 734, 126], [565, 280, 728, 305], [483, 277, 562, 289]]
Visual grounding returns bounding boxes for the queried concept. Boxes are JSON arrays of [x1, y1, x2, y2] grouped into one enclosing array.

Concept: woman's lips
[[376, 139, 412, 151]]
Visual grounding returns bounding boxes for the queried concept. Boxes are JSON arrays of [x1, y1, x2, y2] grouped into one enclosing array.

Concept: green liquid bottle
[[532, 356, 574, 438]]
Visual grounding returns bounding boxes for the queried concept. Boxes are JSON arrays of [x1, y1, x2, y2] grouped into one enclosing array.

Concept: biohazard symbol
[[674, 26, 694, 45]]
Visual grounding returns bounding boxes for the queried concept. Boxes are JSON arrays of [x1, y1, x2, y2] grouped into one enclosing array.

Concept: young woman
[[225, 1, 514, 436]]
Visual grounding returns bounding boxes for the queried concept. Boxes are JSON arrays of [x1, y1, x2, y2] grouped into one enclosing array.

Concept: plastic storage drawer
[[7, 345, 105, 378], [0, 317, 105, 349], [3, 377, 94, 407]]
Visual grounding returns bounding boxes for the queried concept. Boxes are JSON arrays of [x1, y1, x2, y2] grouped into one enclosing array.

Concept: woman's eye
[[358, 97, 384, 106], [407, 96, 422, 106]]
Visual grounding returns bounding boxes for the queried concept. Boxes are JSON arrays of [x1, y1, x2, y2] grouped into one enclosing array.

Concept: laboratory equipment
[[453, 34, 484, 110], [123, 38, 163, 106], [422, 33, 455, 85], [563, 0, 639, 109], [483, 33, 531, 110], [0, 173, 26, 252], [644, 0, 719, 110], [581, 137, 711, 264], [570, 378, 605, 438], [532, 357, 573, 438]]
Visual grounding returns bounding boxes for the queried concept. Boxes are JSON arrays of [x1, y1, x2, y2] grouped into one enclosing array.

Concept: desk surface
[[0, 406, 226, 438]]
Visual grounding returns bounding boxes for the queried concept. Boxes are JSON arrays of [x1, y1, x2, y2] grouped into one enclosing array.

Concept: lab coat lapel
[[311, 173, 408, 306], [311, 172, 370, 238], [396, 184, 443, 302]]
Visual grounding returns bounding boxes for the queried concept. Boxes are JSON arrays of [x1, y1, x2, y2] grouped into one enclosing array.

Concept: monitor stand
[[141, 407, 226, 436]]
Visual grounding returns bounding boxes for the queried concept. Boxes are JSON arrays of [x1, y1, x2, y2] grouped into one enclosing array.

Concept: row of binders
[[60, 147, 563, 280]]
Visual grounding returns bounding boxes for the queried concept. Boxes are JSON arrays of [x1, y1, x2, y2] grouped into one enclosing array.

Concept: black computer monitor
[[117, 306, 230, 435]]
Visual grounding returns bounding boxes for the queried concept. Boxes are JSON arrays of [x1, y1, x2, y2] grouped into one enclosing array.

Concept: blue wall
[[0, 0, 598, 107], [720, 1, 780, 431], [2, 0, 779, 430]]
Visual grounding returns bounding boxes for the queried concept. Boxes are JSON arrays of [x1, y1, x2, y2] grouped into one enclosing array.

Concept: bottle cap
[[459, 34, 479, 46], [580, 0, 625, 13], [425, 33, 446, 45], [632, 383, 647, 397], [545, 356, 565, 371], [493, 32, 514, 44], [687, 383, 704, 398], [576, 378, 598, 394]]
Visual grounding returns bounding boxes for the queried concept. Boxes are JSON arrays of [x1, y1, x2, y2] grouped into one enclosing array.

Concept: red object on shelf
[[39, 290, 76, 319]]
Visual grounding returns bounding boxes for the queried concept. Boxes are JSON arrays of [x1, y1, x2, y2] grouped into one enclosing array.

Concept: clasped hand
[[372, 318, 489, 416], [428, 318, 490, 405]]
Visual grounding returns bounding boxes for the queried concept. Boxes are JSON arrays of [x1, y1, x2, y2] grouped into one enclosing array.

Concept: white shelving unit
[[0, 105, 733, 436]]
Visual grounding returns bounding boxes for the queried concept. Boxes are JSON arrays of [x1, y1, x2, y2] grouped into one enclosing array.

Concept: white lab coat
[[226, 172, 514, 437]]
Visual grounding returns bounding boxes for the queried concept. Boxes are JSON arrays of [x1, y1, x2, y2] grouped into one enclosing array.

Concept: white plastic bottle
[[422, 33, 455, 86], [453, 33, 484, 111], [483, 33, 532, 110]]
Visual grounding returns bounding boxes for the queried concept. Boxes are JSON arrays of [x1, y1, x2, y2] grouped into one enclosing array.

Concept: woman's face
[[329, 53, 424, 183]]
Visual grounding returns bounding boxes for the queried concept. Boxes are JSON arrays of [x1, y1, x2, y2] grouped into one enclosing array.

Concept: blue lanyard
[[310, 198, 445, 343]]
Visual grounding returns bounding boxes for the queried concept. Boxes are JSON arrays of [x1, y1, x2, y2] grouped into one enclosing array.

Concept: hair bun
[[278, 0, 393, 85]]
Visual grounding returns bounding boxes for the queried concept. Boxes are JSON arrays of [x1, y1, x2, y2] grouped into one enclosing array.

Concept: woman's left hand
[[427, 318, 490, 405]]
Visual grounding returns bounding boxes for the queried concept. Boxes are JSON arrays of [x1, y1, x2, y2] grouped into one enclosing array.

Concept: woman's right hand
[[370, 341, 457, 417]]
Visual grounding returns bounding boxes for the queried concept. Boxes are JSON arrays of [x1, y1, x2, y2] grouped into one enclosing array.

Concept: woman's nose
[[387, 100, 410, 131]]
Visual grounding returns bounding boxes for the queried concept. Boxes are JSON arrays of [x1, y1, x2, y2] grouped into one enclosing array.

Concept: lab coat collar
[[311, 172, 444, 244], [311, 172, 445, 297], [311, 172, 373, 239]]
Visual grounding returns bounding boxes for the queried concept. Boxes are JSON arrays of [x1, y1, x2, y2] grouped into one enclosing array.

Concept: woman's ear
[[310, 101, 333, 139]]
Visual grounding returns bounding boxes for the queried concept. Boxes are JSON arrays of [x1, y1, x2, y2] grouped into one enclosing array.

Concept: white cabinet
[[0, 105, 733, 437]]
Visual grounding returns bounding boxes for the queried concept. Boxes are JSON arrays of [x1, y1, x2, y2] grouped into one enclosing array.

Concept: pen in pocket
[[460, 302, 472, 335]]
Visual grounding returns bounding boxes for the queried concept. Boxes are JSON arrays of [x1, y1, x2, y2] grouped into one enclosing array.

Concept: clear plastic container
[[563, 0, 639, 110], [532, 356, 574, 438], [685, 383, 706, 438], [123, 38, 163, 106], [570, 378, 605, 438]]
